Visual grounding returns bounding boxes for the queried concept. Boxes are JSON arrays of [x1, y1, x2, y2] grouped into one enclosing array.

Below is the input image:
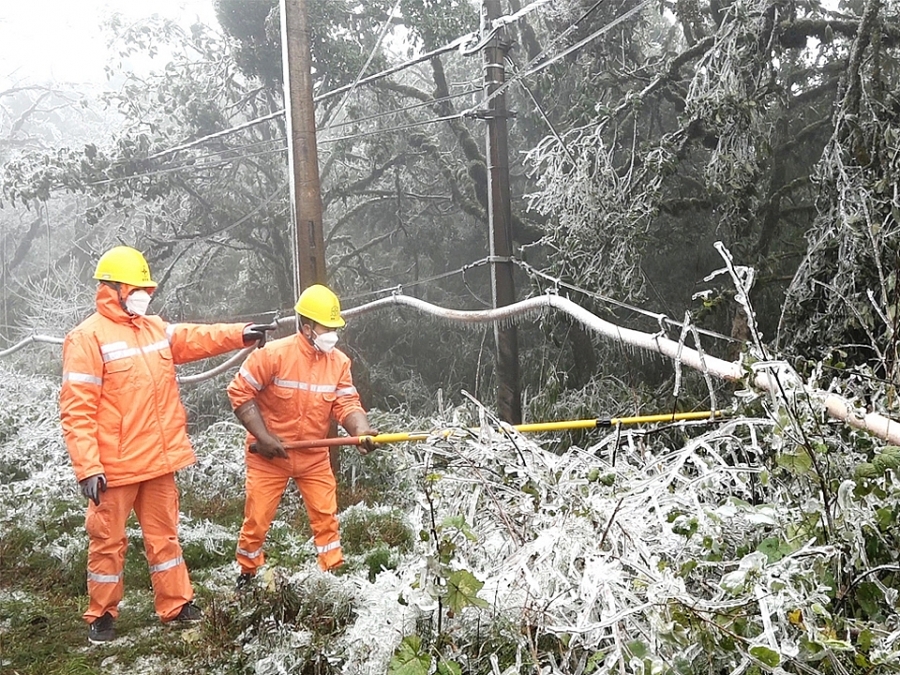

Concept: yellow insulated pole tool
[[256, 410, 724, 452], [514, 409, 724, 433]]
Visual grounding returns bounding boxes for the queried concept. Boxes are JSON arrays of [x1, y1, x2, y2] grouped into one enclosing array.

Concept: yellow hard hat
[[294, 284, 345, 328], [93, 246, 158, 288]]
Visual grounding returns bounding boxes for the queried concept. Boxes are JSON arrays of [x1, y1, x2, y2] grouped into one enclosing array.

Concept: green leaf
[[776, 447, 812, 475], [679, 560, 698, 577], [436, 659, 462, 675], [857, 628, 874, 651], [749, 645, 781, 667], [445, 569, 489, 612], [389, 636, 431, 675], [627, 640, 648, 658], [440, 515, 477, 541], [756, 537, 792, 563], [585, 651, 606, 674]]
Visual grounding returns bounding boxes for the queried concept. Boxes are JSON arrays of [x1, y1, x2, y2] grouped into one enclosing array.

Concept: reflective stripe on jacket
[[226, 333, 364, 460], [60, 284, 248, 486]]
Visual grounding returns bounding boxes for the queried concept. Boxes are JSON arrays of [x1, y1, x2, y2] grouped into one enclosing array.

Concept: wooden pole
[[280, 0, 340, 473], [280, 0, 326, 292]]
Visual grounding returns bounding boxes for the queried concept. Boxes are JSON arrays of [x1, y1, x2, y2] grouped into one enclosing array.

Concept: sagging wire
[[69, 2, 638, 189], [507, 56, 576, 165], [463, 0, 654, 119], [102, 0, 612, 170], [322, 0, 404, 137], [461, 259, 494, 308], [325, 88, 482, 131], [89, 89, 485, 187], [134, 37, 477, 165], [340, 257, 493, 304], [318, 113, 467, 145], [88, 144, 289, 187]]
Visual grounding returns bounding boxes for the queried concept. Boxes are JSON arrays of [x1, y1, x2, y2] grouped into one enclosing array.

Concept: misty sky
[[0, 0, 217, 87]]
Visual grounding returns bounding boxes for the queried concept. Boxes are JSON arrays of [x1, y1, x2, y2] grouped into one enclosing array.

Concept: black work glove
[[80, 473, 107, 506], [243, 322, 277, 348]]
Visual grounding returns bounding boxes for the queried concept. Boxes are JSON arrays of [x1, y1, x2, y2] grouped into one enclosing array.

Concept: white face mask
[[312, 329, 339, 353], [125, 290, 152, 316]]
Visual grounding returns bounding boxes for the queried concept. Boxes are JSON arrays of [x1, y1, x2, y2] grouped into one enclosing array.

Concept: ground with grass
[[3, 362, 900, 674]]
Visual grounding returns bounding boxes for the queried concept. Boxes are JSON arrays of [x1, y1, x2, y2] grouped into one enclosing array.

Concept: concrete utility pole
[[280, 0, 326, 292], [481, 0, 522, 424]]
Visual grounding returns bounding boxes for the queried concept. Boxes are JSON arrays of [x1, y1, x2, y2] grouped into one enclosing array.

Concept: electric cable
[[318, 113, 467, 145], [85, 88, 483, 186], [323, 0, 403, 134], [136, 32, 480, 164], [118, 0, 555, 164], [464, 0, 653, 117], [340, 257, 492, 303], [325, 88, 482, 131], [87, 144, 289, 186]]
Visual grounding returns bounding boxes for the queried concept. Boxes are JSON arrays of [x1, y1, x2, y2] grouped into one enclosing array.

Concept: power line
[[88, 145, 288, 186], [341, 257, 493, 303], [325, 88, 482, 131], [124, 0, 556, 163], [87, 107, 472, 185], [72, 3, 651, 187], [318, 113, 466, 145], [139, 32, 479, 164], [324, 0, 403, 133], [105, 87, 479, 185], [463, 0, 653, 118]]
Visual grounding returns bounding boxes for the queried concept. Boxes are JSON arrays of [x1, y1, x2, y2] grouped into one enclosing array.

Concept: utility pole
[[280, 0, 326, 292], [281, 0, 342, 472], [481, 0, 522, 424]]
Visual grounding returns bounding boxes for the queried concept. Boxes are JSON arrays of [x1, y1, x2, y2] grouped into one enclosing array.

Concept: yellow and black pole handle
[[249, 410, 723, 452]]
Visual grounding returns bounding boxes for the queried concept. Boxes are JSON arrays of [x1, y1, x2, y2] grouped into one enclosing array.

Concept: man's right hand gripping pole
[[234, 399, 287, 459]]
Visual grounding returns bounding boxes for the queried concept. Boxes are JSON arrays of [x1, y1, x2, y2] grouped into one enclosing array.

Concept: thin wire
[[144, 111, 284, 161], [507, 56, 575, 164], [88, 145, 289, 186], [326, 88, 482, 131], [513, 258, 740, 344], [90, 88, 479, 184], [341, 258, 492, 303], [324, 0, 403, 133], [68, 3, 650, 190], [464, 0, 653, 117], [87, 108, 469, 186], [139, 32, 478, 164], [318, 113, 466, 145], [86, 89, 482, 187], [120, 0, 555, 165]]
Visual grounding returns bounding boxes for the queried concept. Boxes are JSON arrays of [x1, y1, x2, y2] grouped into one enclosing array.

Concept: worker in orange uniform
[[60, 245, 274, 645], [227, 284, 377, 585]]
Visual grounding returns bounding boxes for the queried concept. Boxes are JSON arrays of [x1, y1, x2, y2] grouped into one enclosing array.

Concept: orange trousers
[[237, 449, 343, 572], [83, 472, 193, 623]]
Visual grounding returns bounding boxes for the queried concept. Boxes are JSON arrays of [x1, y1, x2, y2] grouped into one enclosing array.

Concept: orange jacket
[[60, 284, 248, 487], [227, 333, 365, 467]]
